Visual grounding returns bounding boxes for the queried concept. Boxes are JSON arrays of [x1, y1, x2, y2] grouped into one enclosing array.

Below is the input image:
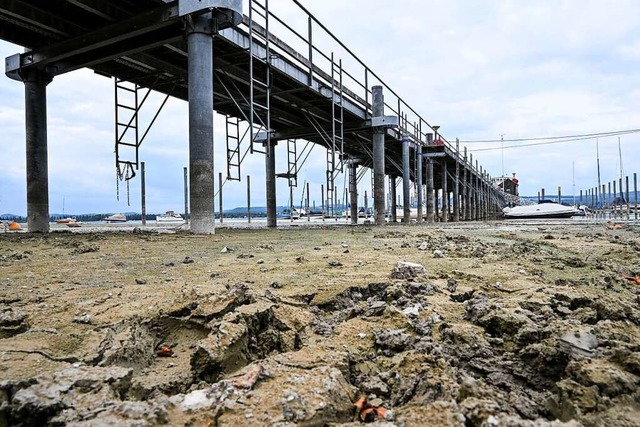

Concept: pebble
[[135, 279, 147, 285], [220, 246, 232, 253], [433, 250, 445, 258], [257, 259, 265, 264]]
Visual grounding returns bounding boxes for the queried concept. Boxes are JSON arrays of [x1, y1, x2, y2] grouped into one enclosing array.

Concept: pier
[[2, 0, 509, 233]]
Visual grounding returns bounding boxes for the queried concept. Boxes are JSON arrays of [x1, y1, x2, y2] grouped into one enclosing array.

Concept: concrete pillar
[[402, 138, 411, 223], [23, 70, 52, 232], [372, 86, 386, 226], [349, 161, 358, 224], [463, 147, 469, 220], [390, 176, 397, 222], [453, 139, 460, 222], [265, 141, 277, 227], [426, 158, 435, 223], [187, 14, 215, 234], [416, 145, 423, 223], [441, 161, 448, 222]]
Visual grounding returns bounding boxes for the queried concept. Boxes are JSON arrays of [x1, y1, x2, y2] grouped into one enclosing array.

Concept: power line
[[460, 127, 640, 143], [469, 133, 634, 152]]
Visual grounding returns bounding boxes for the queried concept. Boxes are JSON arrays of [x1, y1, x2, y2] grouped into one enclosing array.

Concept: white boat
[[104, 213, 127, 223], [503, 202, 578, 219], [156, 210, 184, 224]]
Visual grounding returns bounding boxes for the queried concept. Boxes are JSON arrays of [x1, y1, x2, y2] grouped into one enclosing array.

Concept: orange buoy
[[8, 221, 22, 231]]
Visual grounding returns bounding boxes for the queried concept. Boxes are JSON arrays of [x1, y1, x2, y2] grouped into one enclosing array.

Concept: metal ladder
[[114, 78, 139, 187], [286, 139, 298, 188], [326, 53, 344, 217], [113, 77, 171, 202], [249, 0, 271, 154]]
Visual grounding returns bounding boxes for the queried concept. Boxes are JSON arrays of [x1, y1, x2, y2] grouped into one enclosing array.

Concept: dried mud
[[0, 222, 639, 426]]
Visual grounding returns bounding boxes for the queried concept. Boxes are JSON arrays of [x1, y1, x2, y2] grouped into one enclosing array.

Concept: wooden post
[[218, 172, 223, 224], [247, 175, 251, 224]]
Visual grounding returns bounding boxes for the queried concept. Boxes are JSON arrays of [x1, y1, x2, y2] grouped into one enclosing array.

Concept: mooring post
[[579, 190, 582, 205], [218, 172, 223, 224], [247, 175, 251, 224], [289, 185, 294, 223], [626, 176, 630, 220], [541, 188, 545, 200], [372, 85, 386, 226], [608, 182, 612, 215], [306, 182, 310, 222], [265, 140, 277, 228], [613, 181, 617, 218], [558, 186, 562, 204], [141, 161, 146, 225], [321, 184, 325, 221], [22, 70, 52, 233], [187, 13, 216, 234], [416, 144, 423, 223], [402, 136, 411, 224], [349, 161, 358, 225], [634, 173, 638, 220], [183, 167, 189, 224], [364, 190, 369, 218], [390, 176, 397, 223]]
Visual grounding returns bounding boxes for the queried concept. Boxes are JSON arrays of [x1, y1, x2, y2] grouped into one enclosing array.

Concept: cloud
[[2, 0, 640, 214]]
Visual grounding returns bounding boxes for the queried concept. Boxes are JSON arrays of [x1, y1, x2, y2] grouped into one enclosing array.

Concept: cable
[[460, 127, 640, 143], [469, 132, 638, 152]]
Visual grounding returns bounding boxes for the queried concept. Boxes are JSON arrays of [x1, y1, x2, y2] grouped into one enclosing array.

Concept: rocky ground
[[0, 221, 639, 426]]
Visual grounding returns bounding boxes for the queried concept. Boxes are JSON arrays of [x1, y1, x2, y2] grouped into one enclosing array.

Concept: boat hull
[[503, 203, 578, 219]]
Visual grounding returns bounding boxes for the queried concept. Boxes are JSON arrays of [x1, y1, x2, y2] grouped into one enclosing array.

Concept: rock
[[558, 329, 598, 358], [5, 366, 133, 426], [361, 376, 390, 396], [270, 281, 282, 289], [433, 250, 445, 258], [196, 282, 255, 319], [364, 301, 387, 317], [568, 360, 637, 397], [0, 306, 29, 338], [135, 278, 147, 285], [390, 262, 427, 280], [418, 242, 430, 251], [98, 319, 156, 369], [257, 259, 265, 265], [402, 304, 422, 318], [220, 246, 232, 253], [237, 253, 254, 259], [374, 329, 414, 354], [328, 260, 343, 267], [72, 314, 93, 325], [182, 256, 194, 264], [446, 278, 458, 293]]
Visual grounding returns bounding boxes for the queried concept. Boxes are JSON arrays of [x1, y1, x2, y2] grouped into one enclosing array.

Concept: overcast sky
[[1, 0, 639, 215]]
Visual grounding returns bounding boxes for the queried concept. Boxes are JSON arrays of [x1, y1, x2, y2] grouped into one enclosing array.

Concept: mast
[[618, 137, 624, 180], [596, 138, 602, 209]]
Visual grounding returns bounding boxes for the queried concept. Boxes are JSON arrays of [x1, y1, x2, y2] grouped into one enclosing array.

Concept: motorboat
[[277, 208, 300, 220], [55, 217, 75, 224], [502, 202, 578, 219], [66, 219, 82, 228], [156, 210, 184, 224], [104, 213, 127, 223]]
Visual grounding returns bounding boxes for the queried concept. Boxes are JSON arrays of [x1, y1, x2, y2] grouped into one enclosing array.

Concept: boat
[[156, 210, 184, 224], [277, 208, 300, 220], [56, 217, 75, 224], [502, 201, 578, 219], [104, 213, 127, 223], [66, 220, 82, 228]]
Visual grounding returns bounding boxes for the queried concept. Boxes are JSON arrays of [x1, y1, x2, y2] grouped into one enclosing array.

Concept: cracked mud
[[0, 222, 639, 426]]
